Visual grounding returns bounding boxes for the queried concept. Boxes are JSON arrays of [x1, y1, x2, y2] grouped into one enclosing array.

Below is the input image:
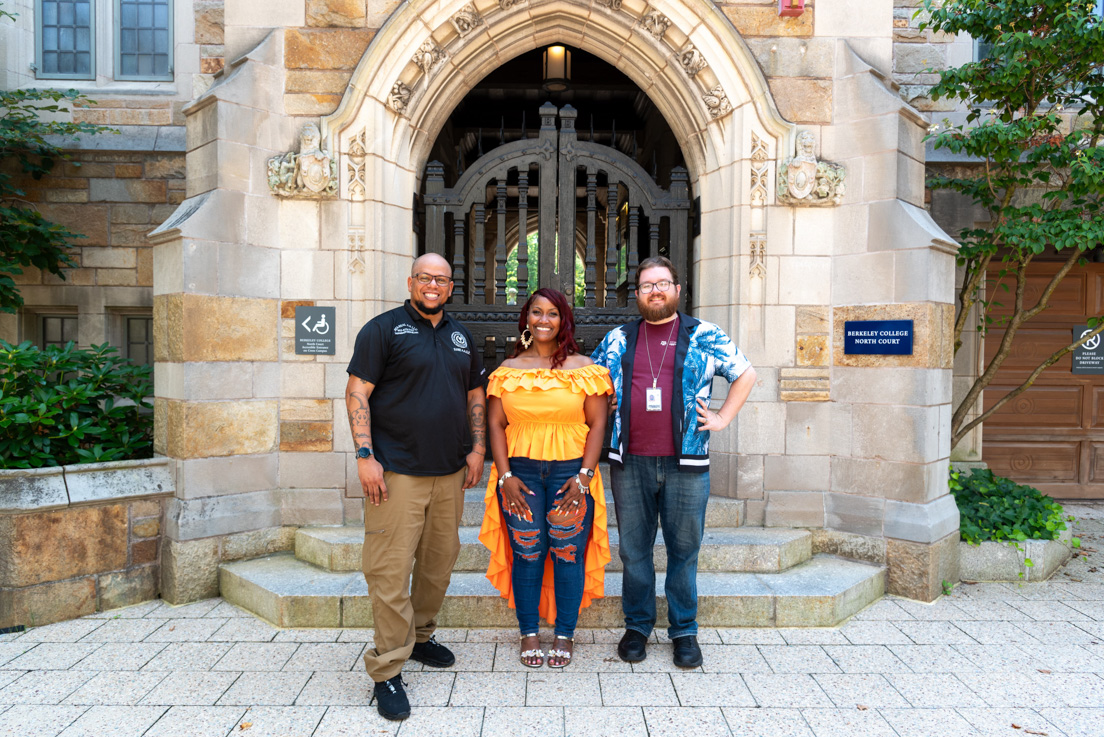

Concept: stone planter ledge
[[959, 527, 1074, 583], [0, 457, 175, 513]]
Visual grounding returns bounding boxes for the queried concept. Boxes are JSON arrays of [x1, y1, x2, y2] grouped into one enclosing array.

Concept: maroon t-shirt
[[628, 317, 679, 456]]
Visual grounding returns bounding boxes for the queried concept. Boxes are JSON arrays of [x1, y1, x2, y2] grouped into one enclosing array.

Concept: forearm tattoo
[[468, 397, 486, 453], [347, 379, 372, 451]]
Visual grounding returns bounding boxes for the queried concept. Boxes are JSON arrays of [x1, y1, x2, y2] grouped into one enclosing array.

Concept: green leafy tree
[[0, 6, 113, 313], [920, 0, 1104, 449]]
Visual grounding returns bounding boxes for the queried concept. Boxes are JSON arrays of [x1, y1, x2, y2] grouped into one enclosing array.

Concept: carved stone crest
[[777, 131, 846, 206], [450, 4, 483, 36], [389, 81, 412, 114], [594, 0, 622, 10], [267, 123, 338, 198], [413, 40, 446, 77], [702, 85, 732, 118], [679, 44, 707, 77], [640, 9, 670, 39], [498, 0, 525, 8]]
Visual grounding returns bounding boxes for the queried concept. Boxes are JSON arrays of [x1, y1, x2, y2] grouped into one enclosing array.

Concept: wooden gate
[[421, 103, 691, 370]]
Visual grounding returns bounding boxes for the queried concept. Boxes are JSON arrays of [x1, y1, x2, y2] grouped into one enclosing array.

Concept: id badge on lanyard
[[646, 386, 663, 411]]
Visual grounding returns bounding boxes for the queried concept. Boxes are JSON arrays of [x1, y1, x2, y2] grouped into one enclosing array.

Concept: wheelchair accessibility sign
[[295, 306, 336, 355]]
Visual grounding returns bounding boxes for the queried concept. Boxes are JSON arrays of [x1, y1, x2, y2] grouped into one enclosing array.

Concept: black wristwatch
[[356, 446, 373, 459], [579, 467, 595, 479]]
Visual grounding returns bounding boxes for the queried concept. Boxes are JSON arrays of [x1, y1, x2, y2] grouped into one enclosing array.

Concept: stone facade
[[2, 0, 975, 610]]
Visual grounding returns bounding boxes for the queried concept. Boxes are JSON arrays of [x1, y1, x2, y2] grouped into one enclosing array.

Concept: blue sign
[[844, 320, 914, 355]]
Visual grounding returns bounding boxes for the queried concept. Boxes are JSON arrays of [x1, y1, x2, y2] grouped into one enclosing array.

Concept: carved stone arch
[[321, 0, 795, 189]]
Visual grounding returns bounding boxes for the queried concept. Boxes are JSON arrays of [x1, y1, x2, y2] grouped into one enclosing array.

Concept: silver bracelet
[[497, 471, 514, 489]]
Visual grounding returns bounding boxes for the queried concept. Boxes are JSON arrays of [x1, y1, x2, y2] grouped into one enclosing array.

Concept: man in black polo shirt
[[345, 253, 487, 720]]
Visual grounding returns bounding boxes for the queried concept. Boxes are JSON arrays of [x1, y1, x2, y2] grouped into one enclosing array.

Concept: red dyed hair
[[513, 288, 579, 369]]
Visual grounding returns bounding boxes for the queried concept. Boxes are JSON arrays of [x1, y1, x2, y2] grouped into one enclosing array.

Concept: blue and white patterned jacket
[[590, 313, 752, 472]]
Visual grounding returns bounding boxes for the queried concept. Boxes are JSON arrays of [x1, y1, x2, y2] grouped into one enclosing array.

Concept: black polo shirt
[[347, 301, 486, 476]]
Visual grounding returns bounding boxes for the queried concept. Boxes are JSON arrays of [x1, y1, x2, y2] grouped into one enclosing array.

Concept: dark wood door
[[420, 103, 691, 370], [982, 261, 1104, 499]]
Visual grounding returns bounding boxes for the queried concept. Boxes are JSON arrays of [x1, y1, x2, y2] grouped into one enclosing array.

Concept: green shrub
[[0, 340, 153, 468], [949, 467, 1074, 547]]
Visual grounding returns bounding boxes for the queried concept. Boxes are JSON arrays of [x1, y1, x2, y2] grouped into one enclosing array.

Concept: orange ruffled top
[[478, 364, 614, 625]]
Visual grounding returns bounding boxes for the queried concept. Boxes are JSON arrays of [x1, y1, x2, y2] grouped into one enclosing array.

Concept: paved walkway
[[2, 507, 1102, 737]]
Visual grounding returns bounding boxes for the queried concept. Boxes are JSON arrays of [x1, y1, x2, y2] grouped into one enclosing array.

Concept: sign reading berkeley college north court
[[843, 320, 914, 355], [295, 306, 336, 355]]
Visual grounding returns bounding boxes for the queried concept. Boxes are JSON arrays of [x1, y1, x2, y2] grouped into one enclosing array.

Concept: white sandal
[[547, 635, 573, 668], [519, 632, 544, 668]]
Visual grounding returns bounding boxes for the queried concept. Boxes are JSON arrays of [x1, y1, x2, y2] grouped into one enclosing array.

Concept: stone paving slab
[[0, 508, 1100, 735]]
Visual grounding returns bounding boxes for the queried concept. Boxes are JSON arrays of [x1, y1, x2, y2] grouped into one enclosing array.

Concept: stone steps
[[295, 525, 813, 574], [219, 551, 886, 629]]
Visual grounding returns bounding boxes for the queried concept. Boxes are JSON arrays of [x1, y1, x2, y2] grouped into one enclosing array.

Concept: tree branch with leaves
[[920, 0, 1104, 450]]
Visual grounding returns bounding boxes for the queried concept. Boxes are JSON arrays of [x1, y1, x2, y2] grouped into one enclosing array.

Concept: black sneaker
[[617, 629, 648, 663], [672, 635, 703, 668], [410, 635, 456, 668], [371, 675, 410, 720]]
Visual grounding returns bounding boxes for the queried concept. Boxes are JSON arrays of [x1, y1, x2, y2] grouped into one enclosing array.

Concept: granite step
[[219, 552, 885, 629], [296, 525, 812, 574]]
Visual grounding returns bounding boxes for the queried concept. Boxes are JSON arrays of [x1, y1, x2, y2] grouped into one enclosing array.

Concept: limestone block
[[851, 403, 942, 464], [281, 399, 333, 422], [784, 402, 834, 456], [282, 251, 335, 300], [158, 293, 279, 363], [280, 452, 346, 489], [737, 454, 764, 500], [0, 467, 69, 513], [833, 303, 954, 370], [131, 499, 161, 517], [281, 489, 343, 526], [736, 402, 786, 455], [769, 78, 832, 124], [306, 0, 366, 26], [825, 492, 885, 537], [746, 367, 778, 404], [160, 537, 220, 604], [278, 200, 322, 252], [98, 566, 158, 611], [695, 256, 734, 308], [894, 43, 946, 74], [746, 38, 835, 78], [791, 209, 834, 257], [708, 452, 738, 498], [36, 204, 109, 246], [332, 407, 353, 453], [778, 257, 830, 305], [832, 252, 895, 304], [218, 243, 281, 299], [723, 5, 813, 36], [822, 115, 897, 161], [165, 490, 281, 542], [325, 362, 350, 399], [833, 366, 951, 407], [886, 531, 959, 601], [796, 336, 828, 367], [163, 400, 278, 459], [343, 497, 365, 524], [89, 178, 167, 204], [283, 28, 374, 70], [764, 455, 829, 492], [225, 0, 304, 26], [133, 518, 160, 538], [0, 577, 96, 628], [758, 306, 797, 367], [82, 247, 137, 269], [155, 361, 255, 401], [253, 362, 282, 398], [764, 491, 824, 528], [280, 421, 333, 452], [176, 454, 279, 500], [831, 457, 947, 504], [745, 499, 766, 526], [897, 152, 926, 209], [884, 494, 959, 544], [811, 529, 886, 565], [0, 504, 127, 587], [816, 0, 891, 37], [65, 458, 174, 505], [152, 237, 219, 298], [281, 363, 325, 398], [286, 70, 355, 96], [894, 249, 955, 305], [221, 526, 296, 561]]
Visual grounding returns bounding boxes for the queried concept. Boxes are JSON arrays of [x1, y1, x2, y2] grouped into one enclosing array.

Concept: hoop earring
[[519, 327, 533, 349]]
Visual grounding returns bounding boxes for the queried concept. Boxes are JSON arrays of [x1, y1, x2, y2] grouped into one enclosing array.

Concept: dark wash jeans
[[500, 456, 593, 637], [610, 454, 710, 639]]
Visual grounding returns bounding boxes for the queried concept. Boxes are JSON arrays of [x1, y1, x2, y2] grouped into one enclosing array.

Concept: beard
[[638, 295, 678, 322], [412, 298, 444, 315]]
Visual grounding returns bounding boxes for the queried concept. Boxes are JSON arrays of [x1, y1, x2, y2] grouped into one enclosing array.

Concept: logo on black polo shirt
[[451, 332, 468, 349], [394, 324, 418, 335]]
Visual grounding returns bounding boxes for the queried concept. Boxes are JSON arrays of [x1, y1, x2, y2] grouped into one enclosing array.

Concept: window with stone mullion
[[37, 0, 95, 79], [115, 0, 172, 81]]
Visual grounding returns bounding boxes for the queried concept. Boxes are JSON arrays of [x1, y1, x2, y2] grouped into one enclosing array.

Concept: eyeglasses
[[637, 280, 675, 294], [413, 273, 452, 286]]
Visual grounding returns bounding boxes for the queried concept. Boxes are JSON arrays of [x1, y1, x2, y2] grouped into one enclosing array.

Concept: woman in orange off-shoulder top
[[480, 288, 612, 669]]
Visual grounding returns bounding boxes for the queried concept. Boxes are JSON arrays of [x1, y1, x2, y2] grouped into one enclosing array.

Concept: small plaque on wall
[[1072, 325, 1104, 374], [844, 320, 914, 355], [295, 306, 336, 355]]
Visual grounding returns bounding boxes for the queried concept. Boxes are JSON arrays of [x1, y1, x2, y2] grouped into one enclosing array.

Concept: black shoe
[[672, 635, 703, 668], [617, 629, 648, 663], [410, 635, 455, 668], [371, 675, 410, 720]]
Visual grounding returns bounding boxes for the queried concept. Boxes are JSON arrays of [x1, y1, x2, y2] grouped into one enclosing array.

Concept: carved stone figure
[[777, 131, 846, 206], [413, 40, 446, 76], [499, 0, 525, 8], [267, 123, 338, 198], [641, 9, 670, 39], [679, 44, 707, 77], [451, 4, 483, 36], [594, 0, 622, 9], [702, 85, 732, 118], [389, 81, 412, 114]]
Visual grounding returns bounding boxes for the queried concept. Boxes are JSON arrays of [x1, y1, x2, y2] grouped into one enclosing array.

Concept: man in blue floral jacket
[[591, 256, 756, 668]]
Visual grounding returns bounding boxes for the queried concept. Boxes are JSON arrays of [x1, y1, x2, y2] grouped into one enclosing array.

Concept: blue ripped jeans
[[500, 456, 593, 638]]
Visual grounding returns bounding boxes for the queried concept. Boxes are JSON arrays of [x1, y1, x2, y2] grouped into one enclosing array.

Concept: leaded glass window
[[115, 0, 172, 80], [37, 0, 94, 79], [40, 315, 78, 349]]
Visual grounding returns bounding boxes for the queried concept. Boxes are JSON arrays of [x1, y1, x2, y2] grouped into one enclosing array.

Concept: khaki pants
[[361, 468, 465, 682]]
